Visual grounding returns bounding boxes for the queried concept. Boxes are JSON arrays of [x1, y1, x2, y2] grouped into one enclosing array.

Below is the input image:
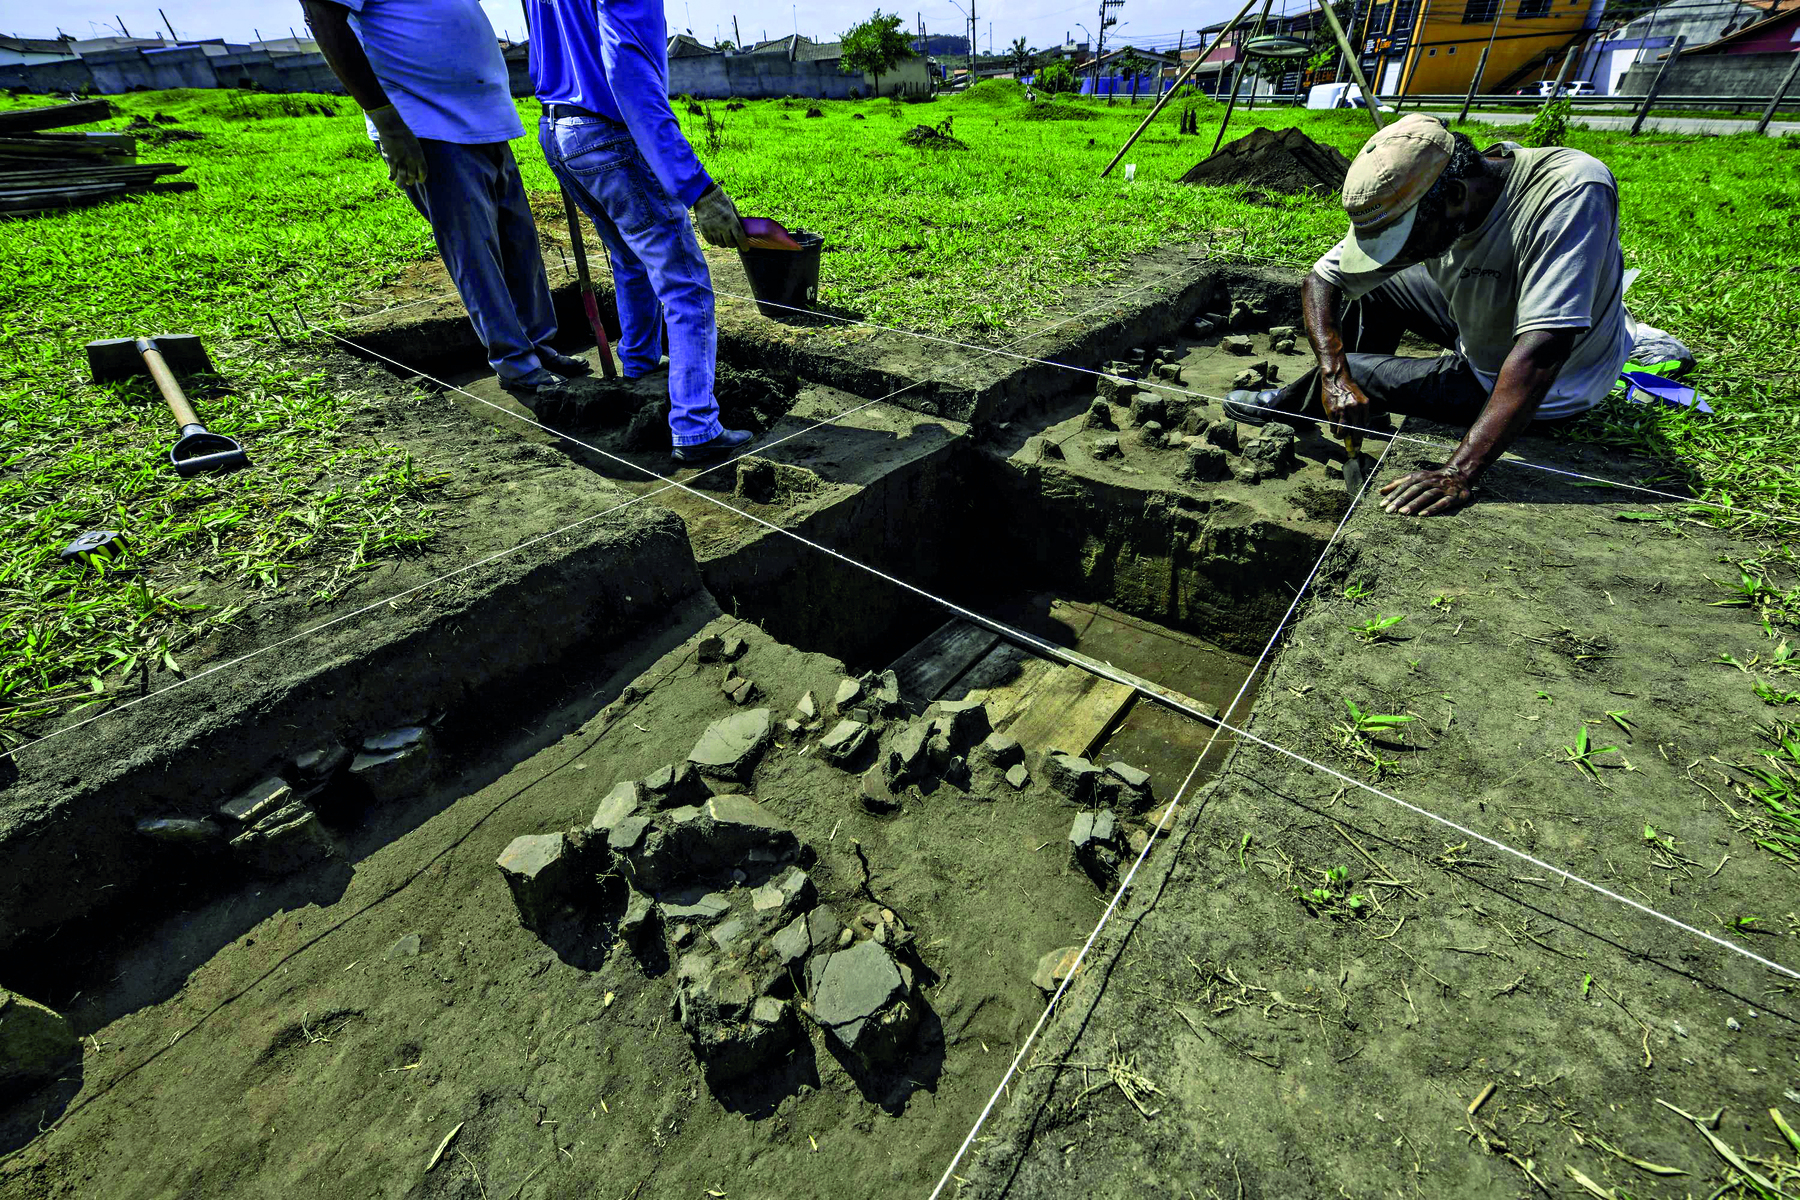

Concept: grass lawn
[[0, 82, 1796, 736]]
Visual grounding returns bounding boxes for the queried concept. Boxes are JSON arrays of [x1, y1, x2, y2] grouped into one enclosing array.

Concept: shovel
[[86, 334, 250, 477]]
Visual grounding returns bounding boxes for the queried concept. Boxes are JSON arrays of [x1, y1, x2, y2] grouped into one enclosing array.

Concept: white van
[[1306, 82, 1398, 112]]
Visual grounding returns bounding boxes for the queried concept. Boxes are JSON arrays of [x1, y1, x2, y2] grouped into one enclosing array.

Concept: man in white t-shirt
[[303, 0, 597, 422], [1225, 113, 1633, 517]]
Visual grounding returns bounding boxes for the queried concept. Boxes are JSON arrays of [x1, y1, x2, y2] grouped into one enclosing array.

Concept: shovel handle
[[138, 339, 202, 429]]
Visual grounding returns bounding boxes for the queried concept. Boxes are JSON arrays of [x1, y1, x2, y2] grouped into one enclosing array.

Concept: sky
[[1, 0, 1256, 57]]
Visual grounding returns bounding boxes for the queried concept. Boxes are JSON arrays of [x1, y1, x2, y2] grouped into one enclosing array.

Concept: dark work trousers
[[395, 139, 559, 383], [1271, 265, 1494, 428]]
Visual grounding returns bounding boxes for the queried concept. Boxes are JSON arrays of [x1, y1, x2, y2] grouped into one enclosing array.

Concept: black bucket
[[738, 231, 823, 320]]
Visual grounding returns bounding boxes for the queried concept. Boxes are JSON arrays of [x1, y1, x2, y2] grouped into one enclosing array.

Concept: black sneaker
[[1223, 388, 1301, 428], [671, 428, 755, 464], [538, 350, 593, 378]]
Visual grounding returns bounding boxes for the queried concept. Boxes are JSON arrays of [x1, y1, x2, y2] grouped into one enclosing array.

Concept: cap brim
[[1339, 204, 1418, 274]]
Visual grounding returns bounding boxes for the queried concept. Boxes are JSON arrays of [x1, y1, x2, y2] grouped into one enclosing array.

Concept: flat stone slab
[[688, 709, 773, 780]]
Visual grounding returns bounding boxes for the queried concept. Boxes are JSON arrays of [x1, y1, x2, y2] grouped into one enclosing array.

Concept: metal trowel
[[1341, 432, 1373, 496]]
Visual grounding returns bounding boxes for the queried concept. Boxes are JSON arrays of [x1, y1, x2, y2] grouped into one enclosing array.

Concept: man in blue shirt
[[302, 0, 597, 424], [526, 0, 755, 463]]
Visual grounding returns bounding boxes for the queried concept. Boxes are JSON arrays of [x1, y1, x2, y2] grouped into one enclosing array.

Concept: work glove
[[692, 185, 748, 249], [366, 103, 427, 187]]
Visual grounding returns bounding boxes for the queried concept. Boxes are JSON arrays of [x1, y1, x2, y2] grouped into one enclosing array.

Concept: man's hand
[[366, 104, 427, 187], [1320, 369, 1372, 439], [692, 185, 748, 249], [1380, 464, 1473, 517]]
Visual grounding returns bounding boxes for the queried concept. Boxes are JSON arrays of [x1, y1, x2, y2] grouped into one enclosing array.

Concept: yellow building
[[1355, 0, 1601, 96]]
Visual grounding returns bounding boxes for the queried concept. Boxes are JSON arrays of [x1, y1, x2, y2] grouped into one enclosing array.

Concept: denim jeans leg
[[401, 140, 544, 381], [538, 117, 722, 447], [489, 145, 558, 359]]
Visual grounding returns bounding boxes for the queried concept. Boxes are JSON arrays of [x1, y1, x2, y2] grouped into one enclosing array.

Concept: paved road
[[1430, 109, 1799, 137]]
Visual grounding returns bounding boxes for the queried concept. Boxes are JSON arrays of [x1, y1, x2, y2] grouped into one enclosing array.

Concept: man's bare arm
[[300, 0, 390, 111], [1301, 270, 1372, 435], [1381, 327, 1578, 516], [300, 0, 426, 185]]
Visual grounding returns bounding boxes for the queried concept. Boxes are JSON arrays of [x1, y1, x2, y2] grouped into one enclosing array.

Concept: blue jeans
[[537, 115, 723, 447], [397, 139, 558, 382]]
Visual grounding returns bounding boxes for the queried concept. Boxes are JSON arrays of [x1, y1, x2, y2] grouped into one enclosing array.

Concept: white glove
[[692, 185, 748, 249], [366, 104, 427, 187]]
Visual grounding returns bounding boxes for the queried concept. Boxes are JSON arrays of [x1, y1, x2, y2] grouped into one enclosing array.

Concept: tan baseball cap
[[1339, 113, 1456, 272]]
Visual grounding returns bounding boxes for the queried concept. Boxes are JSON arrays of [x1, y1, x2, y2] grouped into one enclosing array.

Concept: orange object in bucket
[[741, 216, 804, 251]]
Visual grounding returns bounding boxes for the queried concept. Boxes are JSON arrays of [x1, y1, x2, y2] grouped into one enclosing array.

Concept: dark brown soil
[[1180, 125, 1352, 196], [965, 425, 1800, 1198]]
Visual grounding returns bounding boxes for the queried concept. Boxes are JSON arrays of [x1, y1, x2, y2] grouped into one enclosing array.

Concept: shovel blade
[[1343, 448, 1372, 497]]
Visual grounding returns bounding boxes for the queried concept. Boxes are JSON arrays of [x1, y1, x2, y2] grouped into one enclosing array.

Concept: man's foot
[[624, 355, 671, 380], [1223, 388, 1304, 428], [671, 428, 755, 464], [538, 350, 593, 378]]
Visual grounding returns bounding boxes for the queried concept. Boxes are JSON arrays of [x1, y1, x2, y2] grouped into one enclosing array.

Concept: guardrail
[[1398, 92, 1799, 116]]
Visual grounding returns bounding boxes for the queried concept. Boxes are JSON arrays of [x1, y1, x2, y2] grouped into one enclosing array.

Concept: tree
[[1114, 46, 1147, 104], [1036, 59, 1078, 94], [1008, 36, 1034, 79], [715, 38, 737, 51], [840, 10, 917, 97]]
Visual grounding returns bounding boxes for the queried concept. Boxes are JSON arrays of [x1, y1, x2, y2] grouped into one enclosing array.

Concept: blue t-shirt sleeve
[[599, 0, 714, 207]]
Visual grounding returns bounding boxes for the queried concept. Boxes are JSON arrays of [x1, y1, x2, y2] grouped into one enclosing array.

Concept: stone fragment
[[979, 732, 1023, 768], [926, 698, 991, 753], [229, 804, 337, 874], [820, 719, 873, 767], [608, 815, 651, 854], [1190, 318, 1218, 338], [1084, 398, 1115, 430], [659, 886, 732, 922], [860, 766, 902, 814], [710, 917, 750, 953], [943, 756, 971, 791], [1181, 444, 1230, 483], [1044, 753, 1101, 805], [642, 762, 706, 808], [926, 732, 954, 773], [1155, 362, 1184, 383], [725, 677, 758, 706], [1005, 763, 1030, 790], [1272, 335, 1298, 354], [1129, 395, 1167, 427], [751, 867, 816, 922], [882, 720, 934, 788], [1096, 376, 1139, 404], [1090, 435, 1122, 461], [862, 670, 903, 717], [679, 962, 800, 1086], [1069, 809, 1123, 885], [1031, 946, 1083, 996], [697, 634, 726, 663], [349, 727, 433, 803], [1037, 437, 1065, 460], [833, 677, 864, 715], [688, 709, 773, 781], [1267, 325, 1297, 339], [1228, 298, 1265, 326], [1221, 334, 1254, 356], [795, 691, 817, 721], [781, 718, 803, 737], [619, 889, 655, 941], [497, 833, 573, 930], [0, 988, 79, 1097], [292, 744, 350, 783], [1237, 424, 1297, 484], [1142, 421, 1166, 448], [1105, 762, 1154, 808], [1108, 360, 1140, 380], [704, 794, 799, 867], [386, 933, 421, 961], [217, 776, 292, 826], [591, 781, 642, 836], [722, 635, 747, 661], [808, 940, 919, 1065], [772, 905, 842, 973], [1202, 419, 1239, 454]]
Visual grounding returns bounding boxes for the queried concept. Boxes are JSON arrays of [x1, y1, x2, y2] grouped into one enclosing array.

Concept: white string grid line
[[4, 256, 1217, 766], [925, 430, 1400, 1199], [302, 328, 1800, 998]]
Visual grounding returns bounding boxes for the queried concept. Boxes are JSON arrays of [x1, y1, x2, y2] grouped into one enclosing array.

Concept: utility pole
[[1630, 33, 1683, 134], [159, 7, 177, 41], [1096, 0, 1124, 99], [116, 14, 132, 36], [733, 14, 741, 46]]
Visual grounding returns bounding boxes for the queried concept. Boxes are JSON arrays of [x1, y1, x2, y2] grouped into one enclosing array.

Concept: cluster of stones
[[496, 706, 926, 1089], [132, 722, 437, 875], [1079, 375, 1297, 486], [698, 631, 759, 705], [814, 682, 1027, 810]]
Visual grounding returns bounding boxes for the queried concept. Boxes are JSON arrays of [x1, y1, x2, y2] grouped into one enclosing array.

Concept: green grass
[[1, 84, 1796, 736]]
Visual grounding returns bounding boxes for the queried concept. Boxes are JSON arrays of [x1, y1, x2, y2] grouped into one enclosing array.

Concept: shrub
[[1035, 61, 1078, 94], [1523, 97, 1571, 148]]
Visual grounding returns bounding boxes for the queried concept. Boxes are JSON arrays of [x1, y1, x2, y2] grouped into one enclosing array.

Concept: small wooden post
[[1756, 51, 1800, 136]]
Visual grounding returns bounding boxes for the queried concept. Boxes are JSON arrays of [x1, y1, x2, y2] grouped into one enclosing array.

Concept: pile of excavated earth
[[1179, 124, 1352, 197]]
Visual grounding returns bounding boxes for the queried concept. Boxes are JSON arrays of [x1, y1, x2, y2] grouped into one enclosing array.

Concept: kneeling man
[[1226, 114, 1634, 517]]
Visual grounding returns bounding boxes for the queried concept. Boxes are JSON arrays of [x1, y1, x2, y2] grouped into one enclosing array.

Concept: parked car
[[1305, 82, 1398, 113], [1535, 79, 1596, 96]]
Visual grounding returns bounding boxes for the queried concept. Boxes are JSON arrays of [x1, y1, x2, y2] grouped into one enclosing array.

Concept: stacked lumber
[[0, 99, 193, 217]]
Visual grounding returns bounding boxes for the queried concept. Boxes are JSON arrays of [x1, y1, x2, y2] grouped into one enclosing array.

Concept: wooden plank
[[0, 100, 113, 136], [884, 618, 1000, 712], [1004, 666, 1136, 761], [948, 642, 1053, 730]]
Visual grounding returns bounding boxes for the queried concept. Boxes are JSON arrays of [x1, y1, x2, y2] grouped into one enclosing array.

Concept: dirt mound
[[1179, 124, 1351, 196], [902, 122, 967, 150]]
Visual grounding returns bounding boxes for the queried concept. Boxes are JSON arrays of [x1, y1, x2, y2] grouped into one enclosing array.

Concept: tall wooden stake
[[1316, 0, 1385, 130], [1630, 34, 1683, 135], [1099, 0, 1257, 177], [1756, 51, 1800, 136]]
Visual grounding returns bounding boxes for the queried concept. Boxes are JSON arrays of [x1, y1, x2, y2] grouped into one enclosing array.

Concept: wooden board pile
[[0, 99, 194, 217]]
